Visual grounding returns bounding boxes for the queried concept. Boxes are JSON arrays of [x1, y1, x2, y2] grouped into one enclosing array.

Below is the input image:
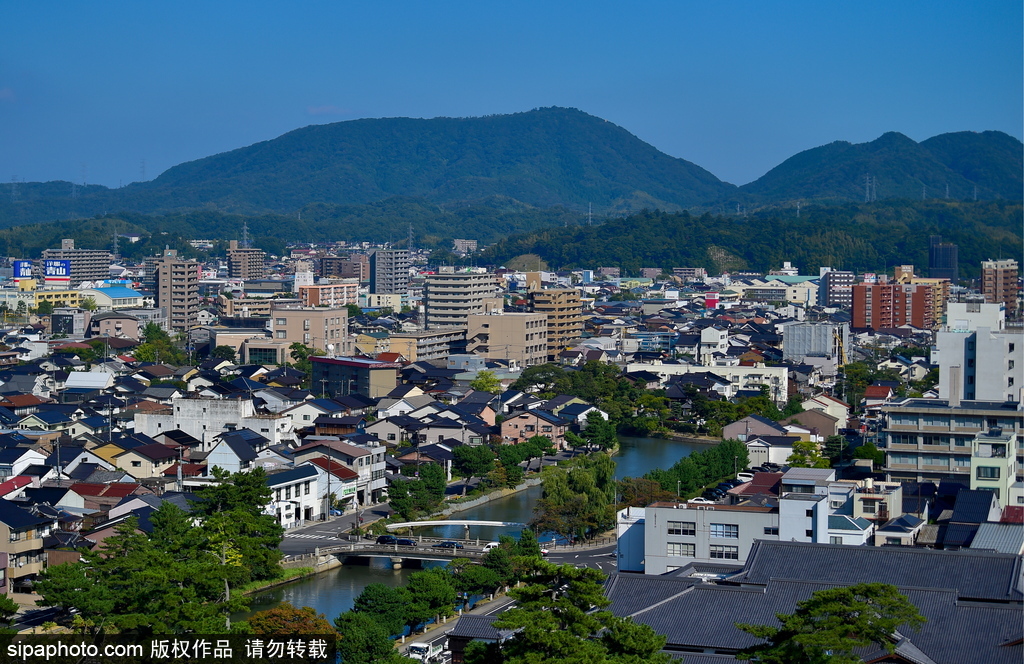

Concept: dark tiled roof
[[951, 489, 999, 524]]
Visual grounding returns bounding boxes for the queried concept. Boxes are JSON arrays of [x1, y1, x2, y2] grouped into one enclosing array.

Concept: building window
[[666, 542, 695, 557], [977, 466, 1000, 479], [886, 537, 902, 545], [387, 433, 396, 441], [285, 486, 291, 500], [805, 529, 814, 538], [275, 318, 286, 326], [304, 481, 310, 495], [805, 509, 814, 517], [667, 521, 695, 536], [764, 527, 779, 536], [131, 461, 141, 467], [709, 545, 739, 560], [862, 501, 876, 513], [710, 523, 739, 539], [830, 536, 843, 544]]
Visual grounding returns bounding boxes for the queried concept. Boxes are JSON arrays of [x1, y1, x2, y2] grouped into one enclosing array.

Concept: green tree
[[345, 304, 362, 318], [34, 300, 54, 316], [0, 594, 19, 633], [469, 369, 502, 394], [453, 445, 495, 495], [736, 583, 926, 664], [333, 611, 405, 664], [852, 442, 886, 466], [823, 435, 848, 464], [352, 583, 409, 637], [491, 561, 670, 664], [79, 296, 97, 311], [404, 568, 457, 630], [787, 440, 831, 469], [289, 342, 325, 377], [210, 345, 237, 362]]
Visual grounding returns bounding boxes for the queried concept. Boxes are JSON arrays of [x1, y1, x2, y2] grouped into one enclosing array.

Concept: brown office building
[[468, 312, 548, 367], [150, 249, 200, 332], [981, 259, 1019, 316], [527, 288, 583, 361], [226, 240, 266, 280]]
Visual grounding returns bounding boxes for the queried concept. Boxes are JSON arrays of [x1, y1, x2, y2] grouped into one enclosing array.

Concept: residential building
[[88, 311, 140, 340], [149, 249, 200, 332], [310, 356, 400, 399], [882, 397, 1024, 485], [291, 438, 387, 504], [321, 255, 369, 281], [981, 258, 1019, 316], [500, 410, 569, 448], [467, 312, 548, 367], [388, 329, 467, 362], [134, 397, 296, 447], [936, 326, 1022, 403], [817, 268, 855, 308], [527, 288, 583, 361], [970, 427, 1017, 501], [41, 238, 112, 285], [452, 239, 478, 253], [226, 240, 266, 280], [851, 279, 936, 330], [269, 305, 350, 354], [368, 249, 409, 295], [424, 271, 501, 329], [0, 501, 55, 594], [266, 465, 321, 527], [627, 360, 788, 403], [781, 322, 849, 363], [299, 281, 359, 308]]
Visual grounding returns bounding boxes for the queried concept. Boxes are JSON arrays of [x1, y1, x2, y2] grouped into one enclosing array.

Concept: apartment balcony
[[8, 560, 43, 579], [5, 537, 43, 555]]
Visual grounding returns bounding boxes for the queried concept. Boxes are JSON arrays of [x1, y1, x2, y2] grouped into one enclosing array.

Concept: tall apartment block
[[369, 249, 409, 295], [928, 235, 959, 281], [894, 265, 950, 324], [817, 268, 855, 308], [981, 259, 1019, 316], [150, 249, 200, 332], [467, 312, 548, 367], [528, 288, 583, 361], [851, 280, 936, 330], [226, 240, 266, 280], [270, 305, 351, 354], [424, 271, 501, 329], [41, 238, 113, 285]]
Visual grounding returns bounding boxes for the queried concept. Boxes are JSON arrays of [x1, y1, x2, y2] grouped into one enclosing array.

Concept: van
[[482, 541, 501, 553]]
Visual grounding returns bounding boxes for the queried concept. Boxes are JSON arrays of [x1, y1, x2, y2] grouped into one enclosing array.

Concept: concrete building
[[817, 268, 855, 308], [981, 258, 1019, 316], [971, 428, 1017, 502], [467, 312, 548, 367], [369, 249, 409, 295], [269, 305, 351, 354], [310, 356, 400, 399], [135, 397, 296, 447], [528, 288, 583, 361], [149, 249, 200, 332], [782, 322, 849, 363], [41, 239, 113, 285], [929, 235, 959, 281], [882, 397, 1024, 485], [321, 255, 369, 281], [388, 329, 467, 362], [424, 271, 501, 329], [936, 326, 1022, 403], [299, 281, 359, 308], [226, 240, 266, 280], [852, 279, 936, 330], [88, 311, 140, 340]]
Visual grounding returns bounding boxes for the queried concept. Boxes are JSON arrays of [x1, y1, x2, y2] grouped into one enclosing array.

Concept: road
[[544, 543, 619, 572]]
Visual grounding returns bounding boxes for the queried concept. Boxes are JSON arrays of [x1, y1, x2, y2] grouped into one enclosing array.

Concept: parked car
[[328, 509, 344, 517], [376, 535, 397, 545], [689, 497, 715, 504], [725, 478, 745, 487], [705, 489, 725, 499], [396, 538, 417, 547], [482, 541, 501, 552], [432, 541, 465, 549], [736, 472, 754, 482]]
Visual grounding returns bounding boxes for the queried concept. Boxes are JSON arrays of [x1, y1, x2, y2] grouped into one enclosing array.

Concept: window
[[805, 529, 814, 537], [709, 545, 739, 560], [830, 536, 843, 544], [886, 537, 902, 545], [764, 527, 779, 536], [304, 481, 310, 495], [710, 523, 739, 539], [276, 331, 287, 339], [131, 460, 141, 467], [977, 466, 1000, 479], [275, 318, 287, 326], [387, 433, 396, 441], [303, 415, 310, 421], [285, 486, 291, 500], [667, 521, 695, 536], [805, 509, 814, 517], [666, 542, 695, 557], [524, 425, 535, 432], [861, 501, 876, 513]]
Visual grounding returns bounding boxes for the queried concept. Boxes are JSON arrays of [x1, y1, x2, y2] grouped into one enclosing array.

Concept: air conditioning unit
[[17, 561, 25, 567]]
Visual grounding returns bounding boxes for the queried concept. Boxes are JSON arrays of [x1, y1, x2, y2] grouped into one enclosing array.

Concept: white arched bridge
[[384, 520, 527, 531]]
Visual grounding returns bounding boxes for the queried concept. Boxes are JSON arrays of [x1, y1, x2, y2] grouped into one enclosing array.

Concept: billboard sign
[[44, 260, 72, 284], [704, 291, 719, 310], [12, 260, 33, 282]]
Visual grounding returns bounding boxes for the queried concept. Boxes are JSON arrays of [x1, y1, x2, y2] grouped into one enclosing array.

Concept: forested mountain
[[736, 130, 1022, 204], [480, 201, 1023, 280]]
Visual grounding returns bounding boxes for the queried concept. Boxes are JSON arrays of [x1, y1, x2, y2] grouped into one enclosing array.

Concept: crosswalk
[[284, 533, 335, 540]]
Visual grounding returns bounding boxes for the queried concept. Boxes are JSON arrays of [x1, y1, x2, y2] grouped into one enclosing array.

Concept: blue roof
[[93, 286, 143, 298]]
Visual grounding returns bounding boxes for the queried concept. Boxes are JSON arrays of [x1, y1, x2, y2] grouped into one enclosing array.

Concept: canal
[[238, 434, 713, 622]]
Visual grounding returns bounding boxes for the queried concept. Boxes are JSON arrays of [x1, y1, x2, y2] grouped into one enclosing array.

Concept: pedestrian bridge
[[316, 541, 487, 567], [384, 520, 526, 531]]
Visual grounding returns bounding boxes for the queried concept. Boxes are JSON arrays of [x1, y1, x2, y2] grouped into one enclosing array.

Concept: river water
[[239, 435, 710, 622]]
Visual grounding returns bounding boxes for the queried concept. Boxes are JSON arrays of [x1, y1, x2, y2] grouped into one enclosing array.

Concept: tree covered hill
[[736, 130, 1022, 204], [480, 200, 1023, 279]]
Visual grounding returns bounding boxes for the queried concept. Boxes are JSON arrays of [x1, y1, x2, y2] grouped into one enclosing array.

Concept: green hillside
[[480, 201, 1023, 280], [737, 131, 1022, 204]]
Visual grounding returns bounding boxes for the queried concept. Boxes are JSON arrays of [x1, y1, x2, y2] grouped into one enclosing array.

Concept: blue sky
[[1, 1, 1020, 188]]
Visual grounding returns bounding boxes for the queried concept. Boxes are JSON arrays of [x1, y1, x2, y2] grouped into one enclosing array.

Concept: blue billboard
[[12, 261, 33, 281], [44, 259, 71, 282]]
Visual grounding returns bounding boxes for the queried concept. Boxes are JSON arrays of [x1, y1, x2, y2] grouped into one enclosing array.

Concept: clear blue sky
[[1, 1, 1020, 189]]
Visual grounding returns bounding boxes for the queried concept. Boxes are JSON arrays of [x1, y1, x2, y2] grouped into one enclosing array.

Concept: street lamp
[[733, 455, 738, 477], [676, 480, 681, 500]]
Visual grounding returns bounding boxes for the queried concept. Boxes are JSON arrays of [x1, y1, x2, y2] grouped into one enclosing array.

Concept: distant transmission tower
[[140, 159, 147, 182], [945, 183, 949, 199], [9, 176, 18, 203], [922, 185, 927, 201], [588, 202, 593, 226], [796, 201, 801, 218], [973, 185, 978, 202], [241, 220, 250, 248], [112, 222, 120, 259], [408, 223, 414, 252]]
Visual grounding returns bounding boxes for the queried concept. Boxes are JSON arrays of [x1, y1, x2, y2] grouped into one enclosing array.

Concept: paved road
[[545, 543, 619, 572]]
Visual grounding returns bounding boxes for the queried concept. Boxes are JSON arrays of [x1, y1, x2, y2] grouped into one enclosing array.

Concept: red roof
[[0, 476, 32, 496], [53, 342, 92, 350], [1, 394, 47, 408], [162, 463, 207, 477], [863, 385, 894, 399], [306, 456, 359, 480], [732, 472, 784, 496], [375, 352, 404, 363], [1000, 506, 1024, 524], [70, 482, 141, 497]]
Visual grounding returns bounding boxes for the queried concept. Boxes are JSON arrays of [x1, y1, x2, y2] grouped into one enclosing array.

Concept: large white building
[[135, 397, 295, 447]]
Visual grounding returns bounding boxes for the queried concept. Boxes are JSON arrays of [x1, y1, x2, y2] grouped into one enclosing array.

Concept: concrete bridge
[[384, 520, 526, 531], [314, 540, 487, 569]]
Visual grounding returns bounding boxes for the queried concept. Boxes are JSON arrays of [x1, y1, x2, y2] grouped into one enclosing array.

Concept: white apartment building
[[135, 397, 295, 447]]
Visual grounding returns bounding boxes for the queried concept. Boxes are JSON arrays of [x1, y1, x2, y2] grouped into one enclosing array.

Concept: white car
[[688, 497, 715, 504], [736, 472, 754, 482], [482, 541, 501, 552]]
